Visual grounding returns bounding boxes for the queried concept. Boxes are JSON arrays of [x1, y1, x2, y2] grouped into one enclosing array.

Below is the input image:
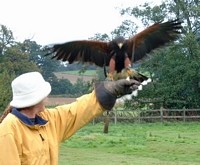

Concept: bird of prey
[[45, 19, 182, 83]]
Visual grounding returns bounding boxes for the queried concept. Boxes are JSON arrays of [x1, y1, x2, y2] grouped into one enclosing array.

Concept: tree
[[0, 70, 14, 113], [73, 78, 92, 97], [19, 39, 60, 80], [0, 25, 41, 113], [111, 20, 139, 38], [0, 25, 15, 55], [51, 78, 74, 96], [120, 0, 200, 108]]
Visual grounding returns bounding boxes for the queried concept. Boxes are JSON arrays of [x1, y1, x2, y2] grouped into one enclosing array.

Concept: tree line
[[0, 0, 200, 113], [120, 0, 200, 109], [0, 26, 93, 113]]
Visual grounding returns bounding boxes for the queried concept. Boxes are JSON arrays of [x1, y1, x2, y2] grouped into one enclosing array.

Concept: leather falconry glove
[[95, 79, 140, 110]]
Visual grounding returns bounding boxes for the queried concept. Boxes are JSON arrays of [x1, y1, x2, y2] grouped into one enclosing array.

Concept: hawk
[[45, 19, 182, 84]]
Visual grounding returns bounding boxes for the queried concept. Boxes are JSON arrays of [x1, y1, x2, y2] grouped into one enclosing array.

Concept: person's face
[[33, 97, 48, 113]]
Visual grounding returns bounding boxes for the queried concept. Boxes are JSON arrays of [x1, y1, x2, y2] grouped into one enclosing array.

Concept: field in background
[[47, 97, 76, 106], [59, 122, 200, 165], [51, 71, 200, 164], [61, 70, 97, 76], [54, 70, 97, 84], [47, 71, 96, 106]]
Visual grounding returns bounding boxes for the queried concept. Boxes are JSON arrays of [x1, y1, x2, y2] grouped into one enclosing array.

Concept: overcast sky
[[0, 0, 161, 45]]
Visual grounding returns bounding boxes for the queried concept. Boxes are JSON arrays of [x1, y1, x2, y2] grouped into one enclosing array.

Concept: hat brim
[[10, 82, 51, 108]]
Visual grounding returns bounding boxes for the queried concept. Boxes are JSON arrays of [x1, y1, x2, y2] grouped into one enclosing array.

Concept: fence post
[[114, 110, 117, 125], [138, 110, 141, 123], [160, 107, 163, 123], [183, 108, 186, 122]]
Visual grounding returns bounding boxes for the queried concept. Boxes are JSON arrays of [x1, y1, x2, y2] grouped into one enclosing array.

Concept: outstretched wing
[[127, 19, 182, 62], [45, 40, 112, 67]]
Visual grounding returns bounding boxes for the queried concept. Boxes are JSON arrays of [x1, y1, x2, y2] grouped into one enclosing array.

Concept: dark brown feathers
[[45, 19, 182, 74], [128, 19, 182, 62], [48, 40, 110, 66]]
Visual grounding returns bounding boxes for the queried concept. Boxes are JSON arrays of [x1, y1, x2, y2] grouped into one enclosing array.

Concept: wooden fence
[[93, 108, 200, 124]]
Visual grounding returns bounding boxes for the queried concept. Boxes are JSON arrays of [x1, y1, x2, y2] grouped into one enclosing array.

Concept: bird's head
[[113, 36, 126, 49]]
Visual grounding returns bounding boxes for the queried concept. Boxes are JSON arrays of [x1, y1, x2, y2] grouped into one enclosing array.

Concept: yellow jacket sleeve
[[41, 91, 104, 142]]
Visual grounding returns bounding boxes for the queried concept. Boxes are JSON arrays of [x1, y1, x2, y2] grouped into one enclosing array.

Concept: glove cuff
[[95, 82, 116, 110]]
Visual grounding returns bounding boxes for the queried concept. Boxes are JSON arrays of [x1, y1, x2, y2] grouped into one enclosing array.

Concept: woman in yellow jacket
[[0, 71, 139, 165]]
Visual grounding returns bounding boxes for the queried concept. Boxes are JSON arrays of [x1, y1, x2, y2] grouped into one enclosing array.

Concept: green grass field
[[61, 70, 97, 76], [59, 122, 200, 165]]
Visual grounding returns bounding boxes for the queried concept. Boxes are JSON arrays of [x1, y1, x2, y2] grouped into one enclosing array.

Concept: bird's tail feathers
[[116, 68, 152, 104]]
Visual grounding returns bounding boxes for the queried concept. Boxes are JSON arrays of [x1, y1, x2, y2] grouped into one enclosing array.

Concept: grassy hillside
[[59, 70, 97, 76], [54, 70, 97, 84]]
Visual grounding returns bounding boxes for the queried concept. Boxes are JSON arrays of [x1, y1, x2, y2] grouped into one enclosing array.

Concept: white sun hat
[[10, 72, 51, 108]]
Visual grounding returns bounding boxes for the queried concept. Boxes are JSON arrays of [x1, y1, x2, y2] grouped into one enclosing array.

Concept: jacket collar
[[11, 108, 48, 126]]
